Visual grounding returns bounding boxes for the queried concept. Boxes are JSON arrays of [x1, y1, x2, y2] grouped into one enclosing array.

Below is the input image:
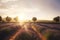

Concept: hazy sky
[[0, 0, 60, 20]]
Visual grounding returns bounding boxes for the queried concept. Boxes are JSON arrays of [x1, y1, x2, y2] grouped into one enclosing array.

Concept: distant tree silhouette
[[6, 16, 12, 22], [53, 16, 60, 22], [32, 17, 37, 22], [2, 20, 6, 22], [0, 16, 2, 22], [14, 16, 18, 22]]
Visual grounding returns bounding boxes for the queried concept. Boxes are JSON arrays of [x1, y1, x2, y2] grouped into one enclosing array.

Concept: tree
[[6, 16, 12, 22], [14, 16, 18, 22], [0, 16, 2, 22], [32, 17, 37, 22], [53, 16, 60, 22]]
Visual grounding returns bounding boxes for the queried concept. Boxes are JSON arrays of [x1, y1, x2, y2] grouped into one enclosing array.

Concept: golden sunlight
[[18, 13, 26, 21]]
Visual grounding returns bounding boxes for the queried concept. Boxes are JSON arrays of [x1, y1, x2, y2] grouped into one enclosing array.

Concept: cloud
[[0, 0, 17, 3], [0, 0, 60, 19]]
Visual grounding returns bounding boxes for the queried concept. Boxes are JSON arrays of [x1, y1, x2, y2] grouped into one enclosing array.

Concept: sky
[[0, 0, 60, 20]]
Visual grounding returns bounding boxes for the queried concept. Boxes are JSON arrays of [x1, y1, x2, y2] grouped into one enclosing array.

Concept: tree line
[[0, 16, 18, 22], [32, 16, 60, 23], [0, 16, 60, 23]]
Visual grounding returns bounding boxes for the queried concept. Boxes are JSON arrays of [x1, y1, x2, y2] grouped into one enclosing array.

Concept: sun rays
[[9, 22, 46, 40]]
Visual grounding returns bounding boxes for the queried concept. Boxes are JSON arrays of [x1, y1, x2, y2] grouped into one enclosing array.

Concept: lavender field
[[0, 22, 60, 40]]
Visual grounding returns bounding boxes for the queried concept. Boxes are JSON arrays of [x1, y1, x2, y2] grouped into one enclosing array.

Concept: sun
[[18, 13, 25, 21]]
